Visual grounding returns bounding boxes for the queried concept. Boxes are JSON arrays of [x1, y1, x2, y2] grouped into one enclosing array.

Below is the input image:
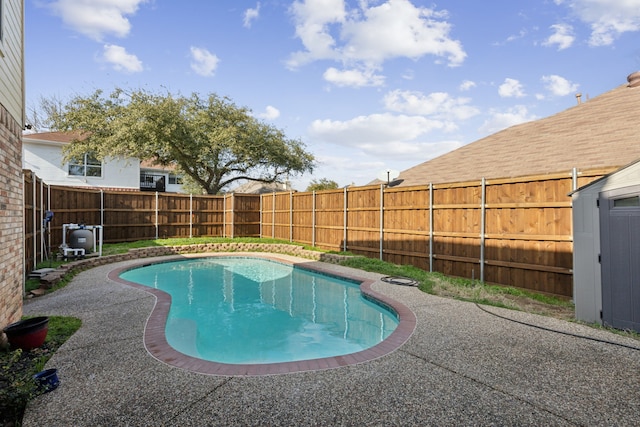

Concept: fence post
[[259, 194, 263, 238], [289, 191, 293, 242], [100, 190, 104, 228], [32, 173, 36, 270], [155, 192, 159, 240], [271, 193, 275, 238], [379, 184, 384, 261], [47, 184, 51, 262], [189, 194, 193, 238], [480, 178, 486, 282], [223, 195, 227, 238], [231, 194, 235, 239], [343, 187, 348, 252], [312, 191, 316, 247], [39, 177, 44, 263], [429, 182, 433, 272], [21, 171, 26, 295]]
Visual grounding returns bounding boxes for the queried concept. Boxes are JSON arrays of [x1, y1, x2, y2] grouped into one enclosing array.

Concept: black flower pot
[[2, 316, 49, 350]]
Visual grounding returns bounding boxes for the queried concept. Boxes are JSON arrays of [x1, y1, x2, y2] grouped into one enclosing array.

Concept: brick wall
[[0, 104, 24, 332]]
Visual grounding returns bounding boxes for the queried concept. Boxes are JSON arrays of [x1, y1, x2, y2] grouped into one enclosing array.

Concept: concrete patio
[[22, 254, 640, 426]]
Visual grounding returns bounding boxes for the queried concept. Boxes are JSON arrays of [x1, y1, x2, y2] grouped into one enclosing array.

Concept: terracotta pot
[[3, 316, 49, 350]]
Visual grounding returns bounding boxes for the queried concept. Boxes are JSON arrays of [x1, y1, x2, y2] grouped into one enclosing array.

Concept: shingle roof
[[395, 78, 640, 187], [22, 131, 84, 143]]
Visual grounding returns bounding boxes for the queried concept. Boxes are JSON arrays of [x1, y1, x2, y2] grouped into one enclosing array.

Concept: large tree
[[306, 178, 339, 192], [50, 88, 315, 194]]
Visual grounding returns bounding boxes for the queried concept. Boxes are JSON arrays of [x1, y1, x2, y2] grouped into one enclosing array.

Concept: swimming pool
[[110, 254, 416, 375]]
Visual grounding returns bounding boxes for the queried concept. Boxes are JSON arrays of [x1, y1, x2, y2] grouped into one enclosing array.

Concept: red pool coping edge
[[107, 253, 417, 377]]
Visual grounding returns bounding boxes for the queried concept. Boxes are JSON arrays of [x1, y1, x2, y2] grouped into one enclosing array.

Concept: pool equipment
[[60, 223, 103, 259], [42, 210, 54, 266]]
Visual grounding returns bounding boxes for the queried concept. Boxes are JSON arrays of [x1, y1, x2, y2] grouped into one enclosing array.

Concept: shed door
[[600, 185, 640, 332]]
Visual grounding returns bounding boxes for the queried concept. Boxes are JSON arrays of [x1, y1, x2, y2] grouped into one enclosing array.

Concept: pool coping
[[107, 252, 417, 376]]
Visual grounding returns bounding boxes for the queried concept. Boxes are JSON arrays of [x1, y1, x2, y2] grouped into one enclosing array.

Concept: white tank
[[69, 229, 94, 252]]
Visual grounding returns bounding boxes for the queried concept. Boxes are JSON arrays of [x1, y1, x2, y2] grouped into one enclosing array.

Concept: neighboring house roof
[[394, 73, 640, 187], [22, 131, 84, 144]]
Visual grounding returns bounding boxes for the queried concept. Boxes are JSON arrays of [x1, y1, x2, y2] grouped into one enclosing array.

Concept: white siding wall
[[0, 0, 24, 123], [23, 140, 140, 189]]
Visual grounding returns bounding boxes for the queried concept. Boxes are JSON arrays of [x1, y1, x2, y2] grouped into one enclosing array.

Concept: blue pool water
[[120, 257, 398, 364]]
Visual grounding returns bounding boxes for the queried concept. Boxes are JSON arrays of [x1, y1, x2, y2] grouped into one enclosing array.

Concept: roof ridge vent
[[628, 71, 640, 87]]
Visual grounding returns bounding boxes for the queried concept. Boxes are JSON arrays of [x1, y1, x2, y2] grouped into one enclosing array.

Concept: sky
[[24, 0, 640, 191]]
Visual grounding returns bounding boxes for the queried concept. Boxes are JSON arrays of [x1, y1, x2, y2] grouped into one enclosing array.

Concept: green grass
[[339, 256, 574, 318]]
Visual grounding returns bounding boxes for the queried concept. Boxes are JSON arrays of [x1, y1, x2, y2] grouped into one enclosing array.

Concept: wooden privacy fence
[[23, 170, 260, 274], [25, 168, 611, 297], [260, 168, 611, 297]]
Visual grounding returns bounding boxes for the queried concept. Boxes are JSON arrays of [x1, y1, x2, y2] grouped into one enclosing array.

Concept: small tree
[[50, 88, 315, 194], [306, 178, 339, 192]]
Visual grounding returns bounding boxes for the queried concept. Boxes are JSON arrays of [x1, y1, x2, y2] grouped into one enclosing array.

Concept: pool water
[[120, 257, 399, 364]]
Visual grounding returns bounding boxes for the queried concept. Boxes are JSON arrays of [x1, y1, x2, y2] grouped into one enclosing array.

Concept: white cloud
[[479, 105, 536, 135], [543, 23, 575, 50], [49, 0, 148, 41], [310, 113, 462, 162], [498, 78, 526, 98], [190, 47, 219, 77], [309, 113, 445, 150], [101, 44, 143, 73], [244, 3, 261, 28], [459, 80, 476, 91], [560, 0, 640, 46], [383, 90, 480, 121], [257, 105, 280, 120], [542, 74, 579, 96], [323, 67, 385, 87], [287, 0, 466, 70], [287, 0, 346, 67]]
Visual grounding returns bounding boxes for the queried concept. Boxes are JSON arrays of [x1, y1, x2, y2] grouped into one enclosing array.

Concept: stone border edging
[[37, 243, 351, 290]]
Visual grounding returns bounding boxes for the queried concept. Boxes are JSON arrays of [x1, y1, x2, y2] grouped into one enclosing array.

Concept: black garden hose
[[381, 276, 419, 287]]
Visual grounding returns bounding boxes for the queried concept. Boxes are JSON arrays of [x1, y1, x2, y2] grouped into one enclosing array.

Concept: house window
[[68, 153, 102, 177], [168, 173, 183, 185]]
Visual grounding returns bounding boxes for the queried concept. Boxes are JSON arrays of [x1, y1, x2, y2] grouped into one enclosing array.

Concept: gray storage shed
[[571, 160, 640, 332]]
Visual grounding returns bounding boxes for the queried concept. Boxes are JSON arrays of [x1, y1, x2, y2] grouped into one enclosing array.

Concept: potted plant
[[3, 317, 49, 351]]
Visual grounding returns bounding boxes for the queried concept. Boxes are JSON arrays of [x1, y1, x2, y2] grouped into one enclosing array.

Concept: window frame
[[68, 153, 103, 178], [168, 173, 183, 185]]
